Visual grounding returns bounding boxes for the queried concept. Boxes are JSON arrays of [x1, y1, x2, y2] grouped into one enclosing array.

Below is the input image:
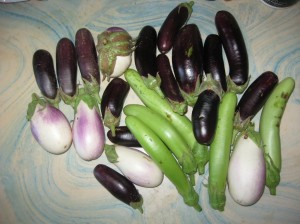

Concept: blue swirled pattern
[[0, 1, 300, 223]]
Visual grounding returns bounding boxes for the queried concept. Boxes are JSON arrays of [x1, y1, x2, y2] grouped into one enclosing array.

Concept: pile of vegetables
[[26, 1, 295, 214]]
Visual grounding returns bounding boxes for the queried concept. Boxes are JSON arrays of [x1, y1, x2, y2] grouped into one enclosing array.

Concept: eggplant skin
[[203, 34, 227, 92], [32, 49, 58, 99], [75, 28, 100, 84], [93, 164, 142, 205], [192, 89, 220, 145], [56, 38, 77, 97], [135, 25, 157, 78], [215, 10, 248, 86], [172, 24, 204, 94], [236, 71, 279, 121], [101, 78, 130, 118], [107, 126, 141, 147]]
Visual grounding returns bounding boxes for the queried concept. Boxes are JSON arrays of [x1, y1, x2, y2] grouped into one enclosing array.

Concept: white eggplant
[[228, 128, 266, 206], [105, 144, 164, 188]]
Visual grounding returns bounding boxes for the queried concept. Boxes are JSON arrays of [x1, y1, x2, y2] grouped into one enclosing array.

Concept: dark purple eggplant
[[203, 34, 227, 92], [157, 1, 194, 54], [192, 89, 220, 145], [56, 37, 78, 106], [101, 78, 130, 136], [107, 126, 141, 147], [93, 164, 143, 213], [32, 49, 59, 106], [235, 71, 279, 126], [215, 10, 249, 93], [75, 28, 100, 103], [172, 23, 204, 106], [156, 53, 187, 115]]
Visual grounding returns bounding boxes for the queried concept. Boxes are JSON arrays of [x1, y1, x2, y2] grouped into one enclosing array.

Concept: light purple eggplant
[[72, 88, 105, 161], [26, 94, 72, 154]]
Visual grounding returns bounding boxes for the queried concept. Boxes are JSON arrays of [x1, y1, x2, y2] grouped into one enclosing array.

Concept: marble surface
[[0, 0, 300, 223]]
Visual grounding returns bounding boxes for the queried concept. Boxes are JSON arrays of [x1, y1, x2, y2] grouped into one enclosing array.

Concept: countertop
[[0, 1, 300, 223]]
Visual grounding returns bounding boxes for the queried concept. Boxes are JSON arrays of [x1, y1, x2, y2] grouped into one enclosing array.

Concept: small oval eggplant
[[75, 28, 100, 84], [203, 34, 227, 92], [56, 37, 78, 105], [27, 94, 72, 155], [235, 71, 279, 123], [215, 10, 249, 93], [107, 126, 141, 147], [157, 1, 194, 54], [172, 24, 204, 106], [104, 144, 164, 188], [32, 49, 59, 105], [94, 164, 143, 213], [72, 92, 105, 161], [156, 53, 187, 115], [192, 89, 220, 145], [101, 78, 130, 136]]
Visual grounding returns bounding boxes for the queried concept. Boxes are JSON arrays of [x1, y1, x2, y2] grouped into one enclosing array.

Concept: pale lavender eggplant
[[72, 100, 105, 161], [30, 103, 72, 154]]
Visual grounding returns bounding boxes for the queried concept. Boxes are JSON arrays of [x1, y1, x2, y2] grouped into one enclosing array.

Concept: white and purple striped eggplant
[[27, 94, 72, 155], [72, 88, 105, 161]]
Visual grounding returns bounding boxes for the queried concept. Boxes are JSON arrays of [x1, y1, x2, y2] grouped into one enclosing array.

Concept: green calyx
[[104, 144, 119, 163], [199, 73, 223, 99], [59, 85, 79, 109], [141, 74, 165, 98], [82, 76, 101, 104], [168, 98, 188, 115], [73, 85, 100, 114], [227, 75, 250, 94], [129, 197, 144, 214], [179, 1, 194, 22], [103, 107, 121, 137], [26, 93, 47, 121]]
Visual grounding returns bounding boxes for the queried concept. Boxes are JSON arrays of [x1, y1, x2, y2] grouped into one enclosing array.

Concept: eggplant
[[192, 89, 220, 145], [75, 28, 101, 102], [107, 126, 141, 147], [215, 10, 249, 93], [32, 49, 59, 106], [156, 53, 187, 115], [235, 71, 279, 126], [56, 37, 78, 106], [101, 78, 130, 136], [203, 34, 227, 92], [172, 23, 204, 106], [93, 164, 143, 213], [157, 1, 194, 54]]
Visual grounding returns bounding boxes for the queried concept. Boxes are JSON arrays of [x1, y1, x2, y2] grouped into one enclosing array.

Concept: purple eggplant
[[32, 49, 59, 106], [156, 53, 187, 115], [172, 24, 204, 106], [72, 88, 105, 161], [215, 10, 249, 93], [93, 164, 143, 213], [235, 71, 279, 128], [101, 78, 130, 136], [157, 1, 194, 54], [203, 34, 227, 92], [75, 28, 101, 102], [107, 126, 141, 147], [56, 37, 78, 106]]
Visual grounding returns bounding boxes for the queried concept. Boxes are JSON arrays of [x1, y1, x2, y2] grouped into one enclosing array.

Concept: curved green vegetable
[[125, 115, 201, 212], [208, 92, 237, 211], [124, 68, 208, 174], [123, 104, 197, 177], [259, 77, 295, 195]]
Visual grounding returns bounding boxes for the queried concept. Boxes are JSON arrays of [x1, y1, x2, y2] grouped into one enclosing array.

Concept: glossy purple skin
[[106, 27, 126, 33], [107, 126, 141, 147], [30, 104, 72, 154], [72, 101, 105, 161]]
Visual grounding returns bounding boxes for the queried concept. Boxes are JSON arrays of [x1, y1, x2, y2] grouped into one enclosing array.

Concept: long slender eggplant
[[101, 78, 130, 136], [203, 34, 227, 92], [134, 25, 163, 97], [75, 28, 101, 103], [93, 164, 143, 213], [56, 37, 78, 106], [107, 126, 141, 147], [156, 53, 187, 115], [235, 71, 278, 128], [32, 49, 59, 106], [215, 10, 249, 93], [172, 24, 204, 106], [157, 1, 194, 54]]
